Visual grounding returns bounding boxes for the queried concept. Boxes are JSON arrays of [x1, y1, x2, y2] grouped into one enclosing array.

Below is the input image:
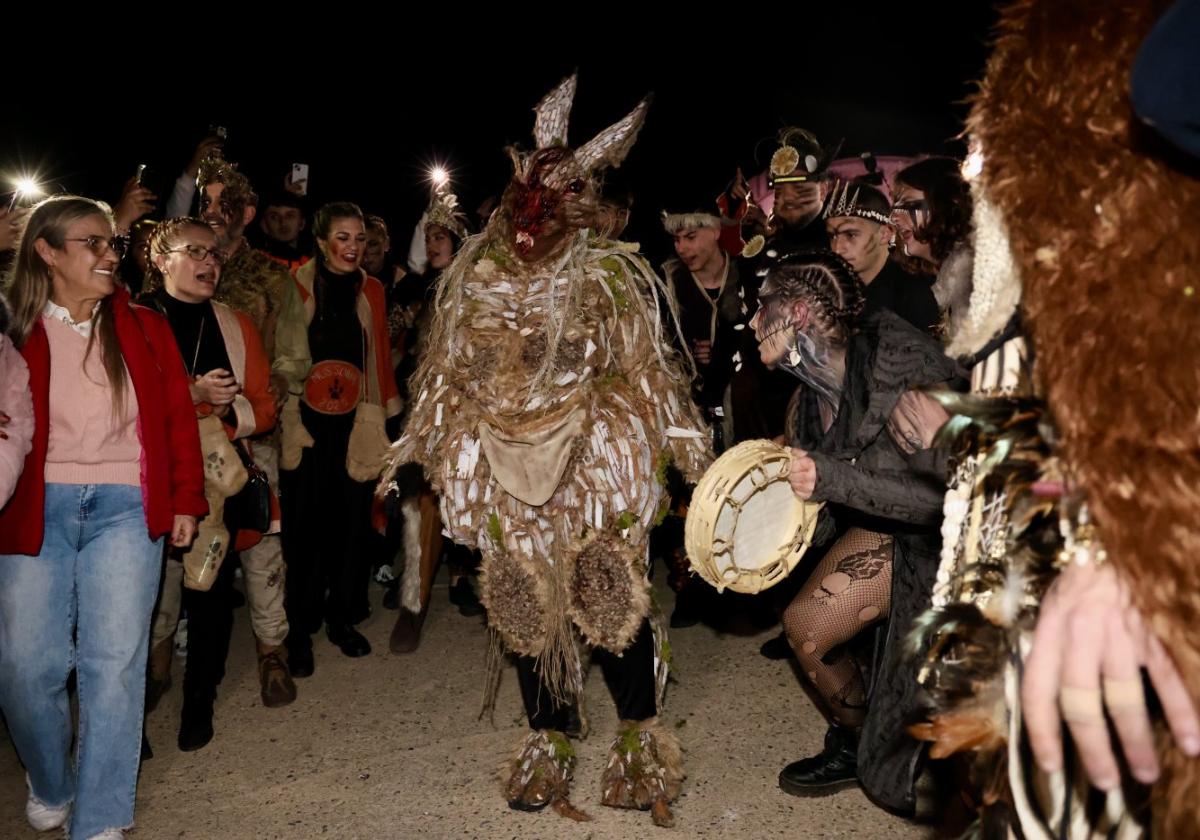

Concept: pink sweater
[[43, 316, 142, 485]]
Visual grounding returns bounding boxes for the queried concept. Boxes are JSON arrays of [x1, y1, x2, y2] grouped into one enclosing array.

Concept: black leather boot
[[326, 622, 371, 657], [778, 725, 858, 797], [286, 633, 315, 678], [759, 630, 795, 660], [178, 692, 215, 752], [449, 577, 485, 617], [669, 584, 703, 628]]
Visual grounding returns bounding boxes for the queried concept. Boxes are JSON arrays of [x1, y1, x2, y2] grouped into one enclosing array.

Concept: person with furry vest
[[909, 3, 1200, 836]]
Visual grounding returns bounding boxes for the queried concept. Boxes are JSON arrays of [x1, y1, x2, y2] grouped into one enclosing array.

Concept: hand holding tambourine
[[684, 440, 823, 594], [786, 448, 817, 500]]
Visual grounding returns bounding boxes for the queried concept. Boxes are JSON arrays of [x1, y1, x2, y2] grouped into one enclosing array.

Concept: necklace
[[189, 316, 205, 376]]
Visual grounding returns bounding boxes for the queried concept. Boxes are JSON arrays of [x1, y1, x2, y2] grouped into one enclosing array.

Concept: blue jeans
[[0, 484, 164, 840]]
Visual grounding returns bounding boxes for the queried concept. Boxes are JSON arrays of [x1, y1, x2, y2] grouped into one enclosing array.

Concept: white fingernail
[[1184, 736, 1200, 756]]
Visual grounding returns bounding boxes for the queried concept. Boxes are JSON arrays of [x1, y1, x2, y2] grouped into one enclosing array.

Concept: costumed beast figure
[[383, 76, 710, 827], [909, 2, 1200, 837]]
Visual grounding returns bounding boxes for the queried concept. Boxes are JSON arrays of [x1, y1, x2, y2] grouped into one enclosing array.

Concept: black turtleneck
[[309, 261, 365, 369], [148, 288, 231, 377], [862, 260, 939, 335]]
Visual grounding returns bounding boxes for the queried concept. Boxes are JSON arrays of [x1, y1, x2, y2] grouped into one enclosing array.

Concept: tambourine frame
[[684, 439, 822, 594]]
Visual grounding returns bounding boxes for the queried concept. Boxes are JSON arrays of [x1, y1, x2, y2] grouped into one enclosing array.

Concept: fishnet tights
[[782, 527, 893, 728]]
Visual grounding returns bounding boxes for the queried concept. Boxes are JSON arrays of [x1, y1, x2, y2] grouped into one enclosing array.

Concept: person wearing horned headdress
[[823, 178, 939, 334], [382, 75, 710, 826]]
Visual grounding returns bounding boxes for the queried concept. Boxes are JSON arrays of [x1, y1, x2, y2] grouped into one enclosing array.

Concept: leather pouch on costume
[[344, 341, 392, 482], [183, 415, 248, 591], [279, 396, 314, 471], [198, 414, 247, 495], [346, 401, 392, 482], [478, 406, 586, 506]]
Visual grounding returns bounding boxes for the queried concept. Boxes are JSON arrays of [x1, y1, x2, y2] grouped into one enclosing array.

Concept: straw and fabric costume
[[383, 75, 710, 826]]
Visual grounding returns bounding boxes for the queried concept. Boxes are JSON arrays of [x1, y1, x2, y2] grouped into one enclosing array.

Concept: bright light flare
[[962, 149, 984, 181], [14, 177, 42, 197], [7, 175, 44, 210]]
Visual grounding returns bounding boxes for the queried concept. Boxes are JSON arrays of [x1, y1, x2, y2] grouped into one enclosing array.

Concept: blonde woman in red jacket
[[275, 202, 401, 674], [0, 196, 206, 840], [138, 217, 277, 753]]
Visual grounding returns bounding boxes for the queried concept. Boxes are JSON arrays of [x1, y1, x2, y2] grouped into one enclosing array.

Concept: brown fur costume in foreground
[[969, 2, 1200, 832]]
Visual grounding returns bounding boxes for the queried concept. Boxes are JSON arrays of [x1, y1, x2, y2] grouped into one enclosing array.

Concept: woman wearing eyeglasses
[[139, 217, 277, 753], [891, 157, 966, 268], [0, 196, 206, 840], [890, 157, 975, 341]]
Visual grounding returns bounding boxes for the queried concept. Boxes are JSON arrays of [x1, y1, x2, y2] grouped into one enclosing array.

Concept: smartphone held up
[[288, 163, 309, 197]]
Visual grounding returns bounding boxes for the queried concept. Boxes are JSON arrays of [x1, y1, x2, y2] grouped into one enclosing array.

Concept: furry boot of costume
[[600, 718, 684, 827], [502, 729, 591, 822]]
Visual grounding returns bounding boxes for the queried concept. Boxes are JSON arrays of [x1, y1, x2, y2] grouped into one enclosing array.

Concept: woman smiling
[[275, 202, 400, 674], [0, 197, 206, 840]]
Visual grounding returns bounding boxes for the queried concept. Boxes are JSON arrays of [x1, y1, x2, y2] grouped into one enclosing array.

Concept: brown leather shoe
[[389, 608, 426, 654], [257, 645, 297, 708]]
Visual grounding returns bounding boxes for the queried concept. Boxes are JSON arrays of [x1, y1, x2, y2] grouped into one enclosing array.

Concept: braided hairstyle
[[149, 217, 213, 258], [762, 250, 866, 345]]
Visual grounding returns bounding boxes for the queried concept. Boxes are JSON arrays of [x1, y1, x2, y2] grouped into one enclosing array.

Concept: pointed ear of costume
[[533, 73, 577, 149], [505, 146, 525, 181], [574, 95, 652, 175]]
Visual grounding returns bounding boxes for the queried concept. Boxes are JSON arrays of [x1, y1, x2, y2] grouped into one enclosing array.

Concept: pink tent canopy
[[747, 154, 919, 216]]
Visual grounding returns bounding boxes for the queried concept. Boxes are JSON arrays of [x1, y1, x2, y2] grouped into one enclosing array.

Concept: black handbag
[[224, 441, 272, 534]]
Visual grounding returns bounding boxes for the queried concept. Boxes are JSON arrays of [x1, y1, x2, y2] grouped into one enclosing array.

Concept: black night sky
[[4, 8, 997, 265]]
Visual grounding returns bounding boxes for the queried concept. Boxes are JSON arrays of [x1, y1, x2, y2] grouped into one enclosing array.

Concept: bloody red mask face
[[508, 147, 590, 261]]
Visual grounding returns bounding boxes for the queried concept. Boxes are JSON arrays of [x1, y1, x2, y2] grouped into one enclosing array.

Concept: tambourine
[[684, 439, 822, 594]]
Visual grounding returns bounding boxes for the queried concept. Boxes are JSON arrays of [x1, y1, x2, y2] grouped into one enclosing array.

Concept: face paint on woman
[[751, 287, 844, 408]]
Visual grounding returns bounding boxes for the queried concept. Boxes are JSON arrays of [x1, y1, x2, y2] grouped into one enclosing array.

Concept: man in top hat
[[754, 127, 839, 260]]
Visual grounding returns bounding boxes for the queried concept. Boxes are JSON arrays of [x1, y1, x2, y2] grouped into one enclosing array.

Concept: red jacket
[[0, 288, 208, 555]]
